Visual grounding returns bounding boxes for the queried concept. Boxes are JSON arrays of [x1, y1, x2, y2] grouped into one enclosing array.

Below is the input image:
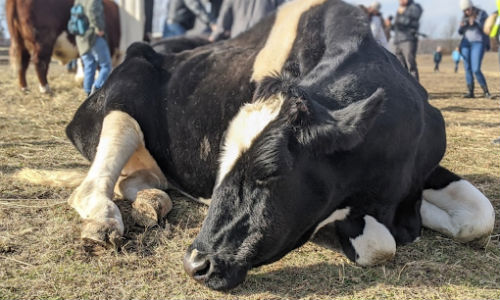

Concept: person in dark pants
[[163, 0, 216, 38], [209, 0, 286, 41], [458, 0, 490, 99], [392, 0, 423, 81], [433, 46, 442, 72]]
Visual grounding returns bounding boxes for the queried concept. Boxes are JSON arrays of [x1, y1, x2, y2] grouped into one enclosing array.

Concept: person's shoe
[[463, 84, 474, 98], [492, 137, 500, 144], [480, 85, 491, 99]]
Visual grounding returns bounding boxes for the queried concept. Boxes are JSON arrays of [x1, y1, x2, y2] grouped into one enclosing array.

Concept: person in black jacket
[[392, 0, 423, 81], [163, 0, 216, 38]]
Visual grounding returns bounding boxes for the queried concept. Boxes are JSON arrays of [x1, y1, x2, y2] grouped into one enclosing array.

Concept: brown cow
[[6, 0, 121, 93]]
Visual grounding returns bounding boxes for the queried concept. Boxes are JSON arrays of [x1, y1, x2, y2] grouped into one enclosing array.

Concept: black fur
[[66, 0, 460, 291]]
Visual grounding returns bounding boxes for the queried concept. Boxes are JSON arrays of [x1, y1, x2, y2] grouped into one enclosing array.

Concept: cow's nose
[[183, 249, 213, 280]]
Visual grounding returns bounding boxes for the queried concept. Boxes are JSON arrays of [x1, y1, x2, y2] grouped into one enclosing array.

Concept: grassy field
[[0, 52, 499, 300]]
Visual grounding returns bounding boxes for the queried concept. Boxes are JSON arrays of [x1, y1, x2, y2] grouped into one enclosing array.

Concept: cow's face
[[184, 84, 385, 290]]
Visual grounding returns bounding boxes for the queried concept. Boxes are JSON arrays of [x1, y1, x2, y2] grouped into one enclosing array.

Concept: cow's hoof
[[81, 218, 123, 249], [464, 234, 492, 249], [21, 87, 29, 93], [39, 84, 52, 94], [131, 189, 172, 227]]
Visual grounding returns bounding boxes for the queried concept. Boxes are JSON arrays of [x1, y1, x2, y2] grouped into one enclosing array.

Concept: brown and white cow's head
[[183, 79, 385, 290]]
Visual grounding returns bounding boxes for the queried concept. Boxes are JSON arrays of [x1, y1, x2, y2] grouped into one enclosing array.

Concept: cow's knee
[[337, 215, 396, 266], [422, 179, 495, 245]]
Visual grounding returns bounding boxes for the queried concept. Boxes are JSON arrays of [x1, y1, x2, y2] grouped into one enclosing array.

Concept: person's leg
[[163, 23, 186, 38], [460, 43, 474, 98], [470, 42, 490, 98], [92, 36, 112, 91], [454, 61, 459, 73], [81, 51, 97, 95], [404, 40, 419, 81], [395, 44, 409, 70]]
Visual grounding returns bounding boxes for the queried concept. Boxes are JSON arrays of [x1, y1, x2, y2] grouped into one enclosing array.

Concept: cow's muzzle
[[183, 249, 213, 281], [183, 247, 249, 290]]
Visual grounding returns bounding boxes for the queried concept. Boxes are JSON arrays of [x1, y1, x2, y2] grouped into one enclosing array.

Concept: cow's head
[[184, 80, 385, 290]]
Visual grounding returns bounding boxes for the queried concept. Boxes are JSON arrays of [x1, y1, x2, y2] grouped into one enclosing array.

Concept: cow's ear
[[289, 88, 385, 153]]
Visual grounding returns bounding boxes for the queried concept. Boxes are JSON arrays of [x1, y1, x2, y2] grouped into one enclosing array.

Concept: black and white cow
[[65, 0, 494, 291]]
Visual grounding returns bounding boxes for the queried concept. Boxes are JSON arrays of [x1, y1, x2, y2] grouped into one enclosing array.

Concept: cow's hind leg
[[11, 44, 30, 91], [32, 43, 53, 94], [115, 146, 172, 228], [69, 111, 143, 247], [421, 166, 495, 246]]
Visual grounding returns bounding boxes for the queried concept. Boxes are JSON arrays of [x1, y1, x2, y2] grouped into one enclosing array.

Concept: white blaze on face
[[215, 94, 285, 187], [52, 32, 79, 65], [421, 179, 495, 243], [350, 215, 396, 266], [251, 0, 328, 82]]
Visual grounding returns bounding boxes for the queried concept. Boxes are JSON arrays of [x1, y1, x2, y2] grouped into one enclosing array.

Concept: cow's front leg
[[69, 111, 143, 247], [336, 213, 397, 266], [312, 208, 396, 266], [115, 146, 172, 228]]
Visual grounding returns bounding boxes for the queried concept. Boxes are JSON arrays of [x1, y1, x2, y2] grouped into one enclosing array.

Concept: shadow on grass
[[439, 105, 500, 113]]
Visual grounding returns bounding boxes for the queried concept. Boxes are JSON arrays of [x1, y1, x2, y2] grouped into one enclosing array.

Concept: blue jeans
[[460, 40, 487, 87], [162, 22, 186, 38], [81, 36, 112, 94]]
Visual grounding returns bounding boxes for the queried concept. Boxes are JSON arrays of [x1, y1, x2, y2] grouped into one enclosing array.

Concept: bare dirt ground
[[0, 53, 499, 300]]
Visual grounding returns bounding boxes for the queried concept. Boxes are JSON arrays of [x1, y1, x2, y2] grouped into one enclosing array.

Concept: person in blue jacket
[[458, 0, 490, 98]]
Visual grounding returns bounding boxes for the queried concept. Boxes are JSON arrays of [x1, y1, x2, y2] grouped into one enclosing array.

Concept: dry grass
[[0, 53, 499, 300]]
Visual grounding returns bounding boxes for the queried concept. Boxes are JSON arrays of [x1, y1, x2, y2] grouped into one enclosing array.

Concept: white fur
[[215, 95, 285, 187], [69, 111, 144, 235], [350, 215, 396, 266], [421, 179, 495, 242], [52, 32, 79, 65], [312, 207, 351, 236], [39, 84, 51, 94]]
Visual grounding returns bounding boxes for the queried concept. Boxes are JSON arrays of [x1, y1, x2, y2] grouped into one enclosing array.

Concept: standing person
[[392, 0, 423, 81], [458, 0, 490, 99], [116, 0, 145, 56], [209, 0, 286, 42], [361, 2, 389, 49], [75, 0, 112, 96], [433, 46, 442, 72], [452, 47, 461, 73], [163, 0, 216, 38]]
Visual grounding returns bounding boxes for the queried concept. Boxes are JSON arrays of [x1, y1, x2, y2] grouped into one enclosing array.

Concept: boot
[[480, 85, 491, 99], [463, 83, 474, 98]]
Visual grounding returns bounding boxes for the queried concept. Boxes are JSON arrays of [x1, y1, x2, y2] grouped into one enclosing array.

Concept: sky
[[0, 0, 498, 39]]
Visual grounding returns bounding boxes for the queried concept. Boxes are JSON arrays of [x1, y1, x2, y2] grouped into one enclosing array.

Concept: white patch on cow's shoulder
[[312, 207, 351, 236], [350, 215, 396, 266], [52, 31, 79, 65], [421, 179, 495, 243], [251, 0, 328, 82], [215, 94, 285, 187]]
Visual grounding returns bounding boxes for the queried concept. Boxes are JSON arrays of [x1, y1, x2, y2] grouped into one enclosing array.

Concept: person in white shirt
[[360, 2, 389, 49]]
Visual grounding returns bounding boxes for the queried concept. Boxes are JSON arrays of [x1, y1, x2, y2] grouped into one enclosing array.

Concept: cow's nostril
[[183, 249, 212, 280], [194, 259, 211, 278]]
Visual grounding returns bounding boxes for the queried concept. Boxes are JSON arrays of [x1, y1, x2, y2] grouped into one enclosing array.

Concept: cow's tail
[[13, 168, 86, 188], [6, 0, 23, 73], [421, 166, 495, 247]]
